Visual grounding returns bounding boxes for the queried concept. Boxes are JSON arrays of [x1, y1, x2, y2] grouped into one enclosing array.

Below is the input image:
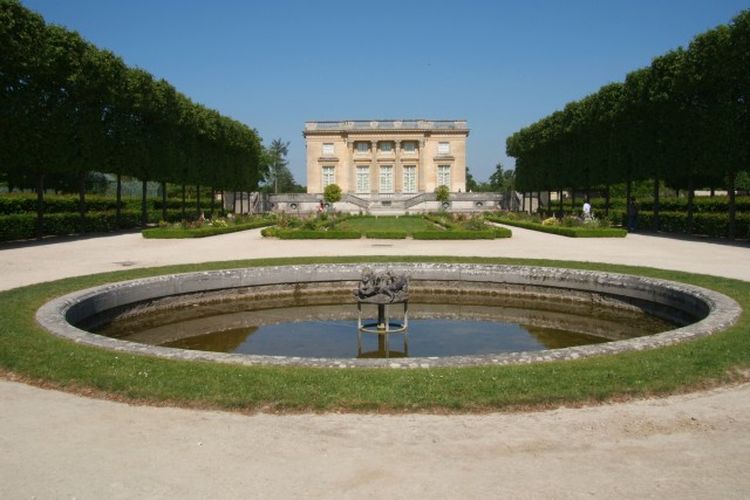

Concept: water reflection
[[94, 293, 677, 359]]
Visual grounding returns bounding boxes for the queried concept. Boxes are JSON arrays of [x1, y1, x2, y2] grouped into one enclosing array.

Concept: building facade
[[303, 120, 468, 195]]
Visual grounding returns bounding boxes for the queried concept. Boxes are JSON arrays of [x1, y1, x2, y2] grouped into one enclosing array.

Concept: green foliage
[[629, 211, 750, 239], [141, 218, 274, 239], [0, 211, 141, 241], [275, 230, 361, 239], [487, 215, 627, 238], [0, 1, 264, 231], [263, 215, 510, 239], [362, 231, 408, 239], [323, 183, 343, 204], [412, 230, 500, 240], [434, 185, 450, 203], [505, 10, 750, 238]]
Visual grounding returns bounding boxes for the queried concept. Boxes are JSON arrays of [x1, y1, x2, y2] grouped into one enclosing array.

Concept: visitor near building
[[582, 200, 592, 221]]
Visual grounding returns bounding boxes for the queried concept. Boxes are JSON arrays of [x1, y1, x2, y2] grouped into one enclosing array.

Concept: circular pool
[[36, 263, 741, 368]]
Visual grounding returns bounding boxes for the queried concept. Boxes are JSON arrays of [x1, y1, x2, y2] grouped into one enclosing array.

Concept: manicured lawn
[[1, 256, 747, 412], [263, 215, 511, 239], [336, 216, 438, 233]]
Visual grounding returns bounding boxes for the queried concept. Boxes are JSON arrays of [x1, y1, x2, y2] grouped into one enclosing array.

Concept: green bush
[[412, 230, 498, 240], [0, 193, 129, 214], [631, 211, 750, 238], [493, 227, 513, 238], [142, 219, 273, 239], [275, 230, 361, 239], [0, 193, 218, 215], [486, 216, 627, 238], [0, 210, 142, 241], [363, 231, 408, 239]]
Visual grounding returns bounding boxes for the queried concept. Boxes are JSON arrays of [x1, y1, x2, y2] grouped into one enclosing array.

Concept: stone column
[[371, 140, 378, 194], [418, 138, 426, 193], [395, 140, 402, 193], [346, 139, 354, 194]]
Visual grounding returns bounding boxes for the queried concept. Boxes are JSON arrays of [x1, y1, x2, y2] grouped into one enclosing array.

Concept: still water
[[92, 294, 675, 359]]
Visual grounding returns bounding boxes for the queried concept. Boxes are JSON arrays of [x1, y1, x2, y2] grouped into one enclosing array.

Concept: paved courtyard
[[1, 227, 749, 498]]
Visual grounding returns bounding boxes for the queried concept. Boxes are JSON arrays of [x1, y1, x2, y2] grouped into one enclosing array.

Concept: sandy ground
[[1, 227, 749, 499]]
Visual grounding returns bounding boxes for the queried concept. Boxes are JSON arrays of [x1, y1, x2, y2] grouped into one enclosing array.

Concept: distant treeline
[[506, 10, 749, 238]]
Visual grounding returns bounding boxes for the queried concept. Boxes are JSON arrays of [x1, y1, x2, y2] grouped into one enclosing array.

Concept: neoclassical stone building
[[303, 120, 468, 195]]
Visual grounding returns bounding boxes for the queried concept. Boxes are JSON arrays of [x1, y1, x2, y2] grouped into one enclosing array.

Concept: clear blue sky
[[22, 0, 749, 184]]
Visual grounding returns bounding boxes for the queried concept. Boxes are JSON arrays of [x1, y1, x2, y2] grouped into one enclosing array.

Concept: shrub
[[323, 184, 342, 204], [632, 211, 750, 239], [275, 230, 361, 239], [485, 215, 626, 238], [413, 230, 497, 240], [434, 185, 450, 204], [142, 219, 273, 239], [363, 231, 408, 239]]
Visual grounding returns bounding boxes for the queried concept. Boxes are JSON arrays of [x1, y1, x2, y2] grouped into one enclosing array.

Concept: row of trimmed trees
[[506, 10, 749, 238], [0, 0, 265, 234]]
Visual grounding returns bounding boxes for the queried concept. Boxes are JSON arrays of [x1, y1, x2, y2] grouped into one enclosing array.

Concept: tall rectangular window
[[379, 165, 393, 193], [322, 143, 334, 155], [356, 166, 370, 193], [356, 142, 369, 153], [403, 165, 416, 193], [437, 165, 451, 188], [438, 142, 450, 154], [322, 166, 335, 189], [379, 142, 393, 153]]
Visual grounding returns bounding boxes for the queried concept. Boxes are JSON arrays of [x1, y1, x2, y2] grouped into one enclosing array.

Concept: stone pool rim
[[35, 263, 742, 369]]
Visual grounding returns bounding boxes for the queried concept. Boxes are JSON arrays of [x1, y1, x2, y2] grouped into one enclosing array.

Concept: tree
[[434, 185, 450, 203], [266, 138, 290, 194], [465, 167, 478, 192], [489, 162, 506, 191], [323, 183, 342, 204]]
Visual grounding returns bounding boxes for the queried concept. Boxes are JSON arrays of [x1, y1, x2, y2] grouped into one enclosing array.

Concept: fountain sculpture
[[355, 269, 410, 357]]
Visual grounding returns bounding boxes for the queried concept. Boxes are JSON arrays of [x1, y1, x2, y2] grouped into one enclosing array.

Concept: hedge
[[624, 211, 750, 239], [362, 231, 408, 239], [274, 230, 362, 239], [548, 196, 750, 214], [487, 216, 627, 238], [412, 230, 500, 240], [142, 220, 274, 239], [0, 209, 226, 241], [0, 210, 141, 241], [0, 193, 217, 215]]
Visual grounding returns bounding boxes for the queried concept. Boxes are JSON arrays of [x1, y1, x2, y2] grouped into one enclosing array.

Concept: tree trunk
[[141, 179, 148, 227], [232, 191, 237, 214], [571, 189, 576, 212], [686, 176, 695, 235], [521, 192, 526, 213], [221, 190, 225, 216], [116, 173, 122, 228], [161, 182, 167, 221], [210, 186, 216, 217], [196, 185, 201, 215], [653, 177, 660, 232], [710, 186, 715, 197], [36, 173, 45, 239], [604, 184, 610, 217], [547, 190, 551, 215], [78, 170, 86, 234], [558, 190, 563, 217], [181, 184, 186, 220], [728, 171, 737, 239]]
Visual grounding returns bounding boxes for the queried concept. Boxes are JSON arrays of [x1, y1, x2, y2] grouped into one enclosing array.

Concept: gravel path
[[1, 227, 749, 499]]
